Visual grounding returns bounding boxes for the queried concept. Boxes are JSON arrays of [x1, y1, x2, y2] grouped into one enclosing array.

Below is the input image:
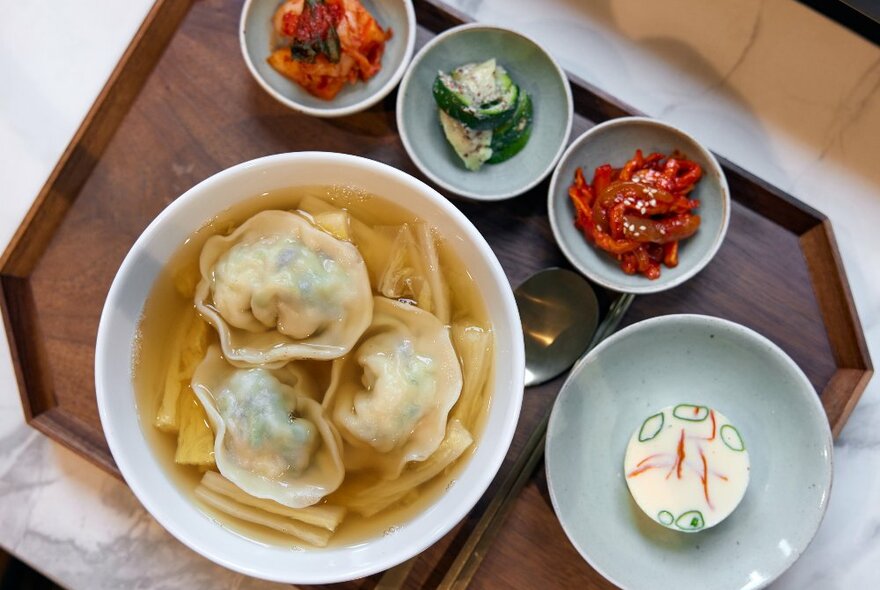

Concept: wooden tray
[[0, 0, 872, 587]]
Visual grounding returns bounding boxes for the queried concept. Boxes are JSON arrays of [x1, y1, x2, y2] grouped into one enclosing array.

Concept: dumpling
[[191, 345, 345, 508], [324, 296, 463, 478], [195, 210, 373, 366]]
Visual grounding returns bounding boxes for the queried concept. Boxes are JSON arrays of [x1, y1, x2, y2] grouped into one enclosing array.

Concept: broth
[[133, 185, 494, 548]]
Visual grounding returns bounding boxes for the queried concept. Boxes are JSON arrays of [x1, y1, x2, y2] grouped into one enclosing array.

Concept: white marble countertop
[[1, 0, 878, 588]]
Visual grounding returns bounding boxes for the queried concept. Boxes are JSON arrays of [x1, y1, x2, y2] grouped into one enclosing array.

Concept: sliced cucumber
[[487, 92, 532, 164], [438, 109, 493, 171], [433, 59, 519, 130]]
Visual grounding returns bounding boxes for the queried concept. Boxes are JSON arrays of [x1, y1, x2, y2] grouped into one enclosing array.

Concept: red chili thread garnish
[[637, 453, 663, 467], [627, 464, 658, 478], [628, 454, 673, 478], [700, 450, 713, 509], [676, 429, 686, 479], [632, 420, 732, 508]]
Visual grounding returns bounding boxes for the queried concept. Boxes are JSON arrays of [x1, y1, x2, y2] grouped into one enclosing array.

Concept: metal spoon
[[516, 268, 600, 387], [378, 269, 630, 589]]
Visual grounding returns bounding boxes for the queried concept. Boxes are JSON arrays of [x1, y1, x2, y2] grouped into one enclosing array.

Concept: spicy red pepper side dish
[[568, 149, 703, 279], [269, 0, 392, 101]]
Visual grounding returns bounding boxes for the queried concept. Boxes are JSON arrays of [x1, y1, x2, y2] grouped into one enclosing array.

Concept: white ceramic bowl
[[95, 152, 524, 584], [240, 0, 415, 117]]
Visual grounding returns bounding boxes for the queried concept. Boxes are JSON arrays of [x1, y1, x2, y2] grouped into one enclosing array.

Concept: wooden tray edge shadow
[[802, 219, 873, 436], [0, 0, 872, 482]]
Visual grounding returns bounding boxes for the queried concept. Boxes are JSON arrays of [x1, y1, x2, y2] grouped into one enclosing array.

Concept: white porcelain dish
[[95, 152, 524, 584]]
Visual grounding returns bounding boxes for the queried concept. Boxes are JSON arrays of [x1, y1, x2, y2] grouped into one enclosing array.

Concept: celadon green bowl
[[240, 0, 415, 117], [548, 117, 730, 294], [397, 24, 573, 200], [545, 314, 832, 590]]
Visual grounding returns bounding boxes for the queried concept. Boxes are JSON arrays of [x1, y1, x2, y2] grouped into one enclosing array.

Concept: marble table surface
[[1, 0, 878, 588]]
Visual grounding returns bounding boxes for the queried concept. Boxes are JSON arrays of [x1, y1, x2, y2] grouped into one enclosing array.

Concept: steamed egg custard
[[134, 187, 494, 548], [624, 404, 749, 532]]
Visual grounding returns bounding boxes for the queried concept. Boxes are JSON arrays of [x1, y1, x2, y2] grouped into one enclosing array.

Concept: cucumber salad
[[433, 59, 533, 171]]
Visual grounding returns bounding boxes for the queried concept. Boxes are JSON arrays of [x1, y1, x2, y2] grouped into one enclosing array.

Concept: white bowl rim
[[547, 116, 731, 294], [396, 22, 574, 201], [239, 0, 416, 118], [545, 313, 833, 590], [95, 151, 525, 584]]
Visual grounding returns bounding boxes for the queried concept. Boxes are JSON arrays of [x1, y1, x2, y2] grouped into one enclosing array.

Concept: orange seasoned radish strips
[[568, 150, 702, 279], [269, 0, 391, 100]]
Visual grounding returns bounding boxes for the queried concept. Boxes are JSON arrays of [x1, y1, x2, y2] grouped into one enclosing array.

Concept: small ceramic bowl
[[397, 24, 573, 200], [545, 314, 832, 590], [240, 0, 415, 117], [548, 117, 730, 293]]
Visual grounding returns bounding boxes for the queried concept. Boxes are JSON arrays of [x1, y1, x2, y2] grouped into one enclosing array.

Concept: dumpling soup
[[134, 186, 494, 548]]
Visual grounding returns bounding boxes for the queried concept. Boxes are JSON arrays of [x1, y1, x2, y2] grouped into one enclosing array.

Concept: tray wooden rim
[[0, 0, 872, 485]]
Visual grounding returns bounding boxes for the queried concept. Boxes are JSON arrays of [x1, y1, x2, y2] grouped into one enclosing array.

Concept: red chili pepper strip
[[591, 229, 641, 255], [592, 164, 614, 195], [701, 450, 712, 508], [608, 203, 627, 238], [573, 167, 594, 207], [620, 252, 637, 275], [674, 162, 702, 193], [569, 187, 593, 229], [619, 149, 644, 181], [644, 152, 665, 165], [676, 429, 686, 479], [669, 197, 701, 214], [630, 168, 676, 192], [663, 241, 679, 268]]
